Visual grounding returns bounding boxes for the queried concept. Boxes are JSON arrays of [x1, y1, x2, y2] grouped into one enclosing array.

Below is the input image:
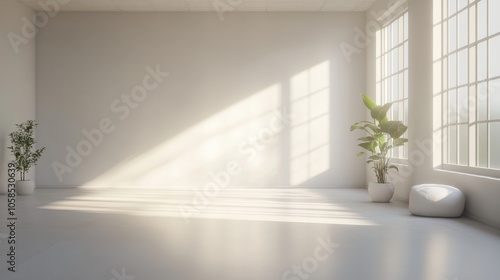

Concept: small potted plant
[[350, 94, 408, 202], [8, 120, 45, 195]]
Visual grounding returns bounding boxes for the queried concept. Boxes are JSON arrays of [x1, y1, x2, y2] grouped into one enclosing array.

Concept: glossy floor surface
[[0, 187, 499, 280]]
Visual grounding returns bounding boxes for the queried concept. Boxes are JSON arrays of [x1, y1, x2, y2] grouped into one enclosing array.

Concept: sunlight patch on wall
[[289, 61, 330, 185], [83, 84, 282, 188]]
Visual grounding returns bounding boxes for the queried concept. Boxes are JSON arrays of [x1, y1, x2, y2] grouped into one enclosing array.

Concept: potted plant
[[350, 94, 408, 202], [8, 120, 45, 195]]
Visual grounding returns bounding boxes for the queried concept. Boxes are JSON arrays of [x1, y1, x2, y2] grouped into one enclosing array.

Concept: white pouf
[[409, 184, 465, 217]]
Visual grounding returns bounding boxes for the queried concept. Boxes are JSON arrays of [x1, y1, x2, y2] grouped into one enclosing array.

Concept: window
[[434, 0, 500, 175], [376, 11, 409, 159]]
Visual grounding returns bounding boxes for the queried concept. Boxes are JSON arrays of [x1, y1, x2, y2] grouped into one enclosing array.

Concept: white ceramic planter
[[16, 180, 35, 195], [368, 182, 394, 202]]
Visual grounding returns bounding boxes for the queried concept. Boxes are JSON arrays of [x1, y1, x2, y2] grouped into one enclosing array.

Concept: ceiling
[[17, 0, 376, 12]]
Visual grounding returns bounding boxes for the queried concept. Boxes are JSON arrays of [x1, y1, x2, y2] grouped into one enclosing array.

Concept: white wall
[[366, 0, 500, 228], [0, 0, 36, 193], [36, 12, 367, 188]]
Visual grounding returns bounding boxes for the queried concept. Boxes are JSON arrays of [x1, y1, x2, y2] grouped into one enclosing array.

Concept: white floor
[[0, 187, 499, 280]]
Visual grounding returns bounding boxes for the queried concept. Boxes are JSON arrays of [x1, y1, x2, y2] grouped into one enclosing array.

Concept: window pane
[[376, 30, 381, 56], [477, 41, 487, 80], [459, 124, 469, 165], [469, 5, 476, 44], [458, 0, 468, 10], [399, 72, 404, 99], [458, 10, 468, 48], [449, 125, 458, 164], [393, 144, 400, 158], [443, 91, 449, 125], [458, 86, 468, 122], [392, 20, 399, 47], [469, 46, 476, 82], [477, 123, 488, 167], [376, 58, 381, 82], [404, 70, 408, 98], [399, 45, 404, 70], [449, 53, 457, 88], [449, 0, 457, 15], [449, 16, 457, 52], [404, 12, 408, 41], [489, 35, 500, 78], [489, 0, 500, 36], [443, 20, 449, 55], [386, 28, 390, 53], [404, 99, 408, 124], [404, 41, 408, 68], [384, 78, 390, 102], [490, 122, 500, 169], [393, 101, 400, 120], [443, 126, 449, 160], [449, 89, 457, 123], [385, 54, 389, 77], [443, 57, 449, 90], [469, 85, 476, 122], [393, 48, 399, 73], [458, 49, 468, 86], [490, 79, 500, 120], [393, 75, 399, 101], [478, 82, 488, 121], [477, 0, 487, 40]]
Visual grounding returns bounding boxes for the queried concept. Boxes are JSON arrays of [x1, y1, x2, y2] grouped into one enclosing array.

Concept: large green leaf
[[379, 121, 408, 139], [361, 94, 377, 110], [370, 103, 392, 122], [358, 142, 376, 153], [393, 138, 408, 147]]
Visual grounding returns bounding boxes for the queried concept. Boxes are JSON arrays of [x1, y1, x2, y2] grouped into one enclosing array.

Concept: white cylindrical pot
[[368, 182, 394, 202], [16, 180, 35, 195]]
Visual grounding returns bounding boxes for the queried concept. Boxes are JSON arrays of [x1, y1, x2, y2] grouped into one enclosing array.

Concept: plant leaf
[[362, 123, 380, 133], [356, 152, 365, 157], [379, 121, 408, 139], [350, 123, 361, 131], [358, 142, 376, 153], [361, 94, 377, 110], [370, 103, 392, 122], [393, 138, 408, 147], [389, 165, 399, 172]]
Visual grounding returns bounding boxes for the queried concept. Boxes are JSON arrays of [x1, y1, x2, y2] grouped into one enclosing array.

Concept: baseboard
[[464, 212, 500, 231]]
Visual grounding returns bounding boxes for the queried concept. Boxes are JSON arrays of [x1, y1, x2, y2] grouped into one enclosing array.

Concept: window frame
[[376, 10, 410, 161], [435, 0, 500, 178]]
